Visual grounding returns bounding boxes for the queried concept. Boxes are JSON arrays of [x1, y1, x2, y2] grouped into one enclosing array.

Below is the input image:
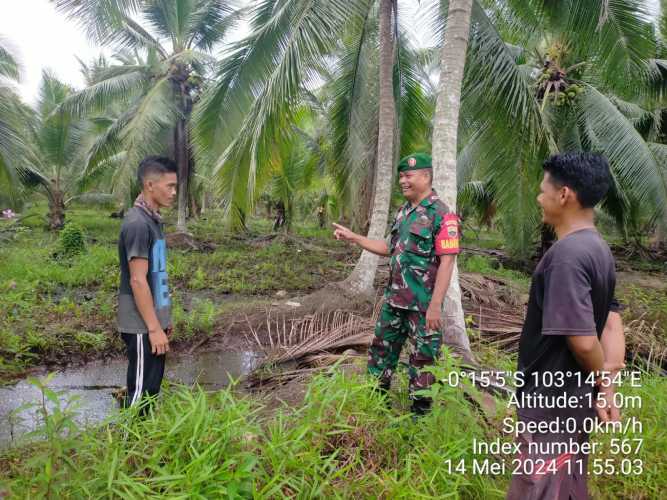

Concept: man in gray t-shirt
[[117, 156, 177, 410]]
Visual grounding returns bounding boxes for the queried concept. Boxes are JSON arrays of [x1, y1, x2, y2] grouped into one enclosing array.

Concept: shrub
[[58, 222, 86, 257]]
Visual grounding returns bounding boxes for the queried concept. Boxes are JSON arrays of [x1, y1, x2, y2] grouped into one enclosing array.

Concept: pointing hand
[[332, 223, 358, 243]]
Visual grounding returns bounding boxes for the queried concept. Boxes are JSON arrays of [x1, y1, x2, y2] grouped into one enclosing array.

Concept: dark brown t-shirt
[[516, 228, 617, 422]]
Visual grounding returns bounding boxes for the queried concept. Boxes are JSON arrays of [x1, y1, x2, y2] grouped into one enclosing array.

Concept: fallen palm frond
[[459, 273, 525, 308], [244, 301, 382, 388], [246, 274, 529, 389], [626, 316, 667, 373], [245, 308, 375, 362], [460, 273, 525, 352]]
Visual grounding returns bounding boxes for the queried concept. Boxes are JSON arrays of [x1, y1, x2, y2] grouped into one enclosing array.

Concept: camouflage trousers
[[367, 302, 442, 398]]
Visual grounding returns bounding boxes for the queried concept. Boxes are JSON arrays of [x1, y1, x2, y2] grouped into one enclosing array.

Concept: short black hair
[[542, 152, 611, 208], [137, 156, 177, 186]]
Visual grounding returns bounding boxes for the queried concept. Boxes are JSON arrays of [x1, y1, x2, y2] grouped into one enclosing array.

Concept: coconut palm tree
[[0, 36, 32, 208], [193, 0, 371, 230], [19, 72, 102, 229], [194, 0, 432, 298], [439, 0, 667, 258], [344, 0, 397, 295], [52, 0, 241, 231]]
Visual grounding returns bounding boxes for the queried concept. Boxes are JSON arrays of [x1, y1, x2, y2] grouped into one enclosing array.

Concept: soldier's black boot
[[410, 397, 432, 418]]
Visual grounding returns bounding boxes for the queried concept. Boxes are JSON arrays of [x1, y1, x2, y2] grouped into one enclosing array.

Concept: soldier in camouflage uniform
[[333, 153, 460, 414]]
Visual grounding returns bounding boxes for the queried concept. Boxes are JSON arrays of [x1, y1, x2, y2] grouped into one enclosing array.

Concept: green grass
[[0, 363, 502, 498], [587, 371, 667, 499], [459, 253, 531, 290], [0, 206, 351, 382], [1, 357, 664, 499]]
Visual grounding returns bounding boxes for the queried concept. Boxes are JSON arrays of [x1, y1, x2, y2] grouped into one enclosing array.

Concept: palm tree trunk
[[175, 78, 193, 233], [353, 166, 375, 234], [47, 178, 66, 230], [432, 0, 475, 362], [48, 187, 65, 231], [175, 115, 189, 231], [345, 0, 395, 295]]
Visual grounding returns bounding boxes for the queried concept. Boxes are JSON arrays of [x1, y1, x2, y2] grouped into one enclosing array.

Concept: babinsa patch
[[446, 219, 458, 238]]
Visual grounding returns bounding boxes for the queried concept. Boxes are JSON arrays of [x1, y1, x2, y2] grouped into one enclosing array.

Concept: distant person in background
[[507, 153, 625, 500], [317, 205, 326, 229], [117, 156, 177, 411]]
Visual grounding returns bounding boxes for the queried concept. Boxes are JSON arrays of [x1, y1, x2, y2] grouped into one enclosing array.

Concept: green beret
[[397, 153, 432, 172]]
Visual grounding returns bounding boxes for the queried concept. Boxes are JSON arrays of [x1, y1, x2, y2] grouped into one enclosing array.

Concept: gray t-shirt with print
[[117, 207, 171, 334]]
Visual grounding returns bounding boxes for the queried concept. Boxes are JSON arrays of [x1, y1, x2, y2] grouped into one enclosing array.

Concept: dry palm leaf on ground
[[460, 273, 525, 353], [245, 274, 528, 389], [625, 317, 667, 373]]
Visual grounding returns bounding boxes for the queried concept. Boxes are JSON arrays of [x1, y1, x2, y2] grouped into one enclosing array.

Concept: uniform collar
[[403, 189, 439, 213], [422, 189, 440, 207]]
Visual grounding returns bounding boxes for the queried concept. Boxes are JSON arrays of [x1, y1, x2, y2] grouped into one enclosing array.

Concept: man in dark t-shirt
[[507, 153, 625, 500], [117, 156, 177, 410]]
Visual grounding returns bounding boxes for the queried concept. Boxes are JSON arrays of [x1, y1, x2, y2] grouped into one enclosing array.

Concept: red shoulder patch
[[435, 213, 460, 255]]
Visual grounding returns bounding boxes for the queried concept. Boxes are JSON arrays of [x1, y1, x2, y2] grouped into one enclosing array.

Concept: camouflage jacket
[[384, 190, 460, 312]]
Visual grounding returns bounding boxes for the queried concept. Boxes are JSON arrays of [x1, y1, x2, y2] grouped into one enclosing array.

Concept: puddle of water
[[0, 350, 261, 446]]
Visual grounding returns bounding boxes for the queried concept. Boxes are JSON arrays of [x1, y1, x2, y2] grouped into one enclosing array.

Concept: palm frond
[[186, 0, 242, 51], [105, 14, 169, 57], [58, 67, 149, 117], [0, 92, 30, 205], [327, 0, 379, 211], [0, 36, 20, 80], [566, 0, 656, 94], [396, 35, 434, 157], [193, 0, 368, 229], [462, 2, 547, 148], [144, 0, 190, 51], [578, 85, 667, 218], [118, 76, 178, 169], [53, 0, 142, 44]]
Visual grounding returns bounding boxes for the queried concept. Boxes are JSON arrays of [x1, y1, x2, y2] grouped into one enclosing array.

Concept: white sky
[[0, 0, 661, 105], [0, 0, 106, 104]]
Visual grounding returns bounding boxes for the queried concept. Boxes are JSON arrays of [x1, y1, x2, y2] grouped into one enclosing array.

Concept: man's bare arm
[[600, 311, 625, 374], [332, 223, 390, 256], [596, 311, 625, 422], [129, 258, 170, 355], [566, 335, 604, 374], [425, 256, 456, 330]]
